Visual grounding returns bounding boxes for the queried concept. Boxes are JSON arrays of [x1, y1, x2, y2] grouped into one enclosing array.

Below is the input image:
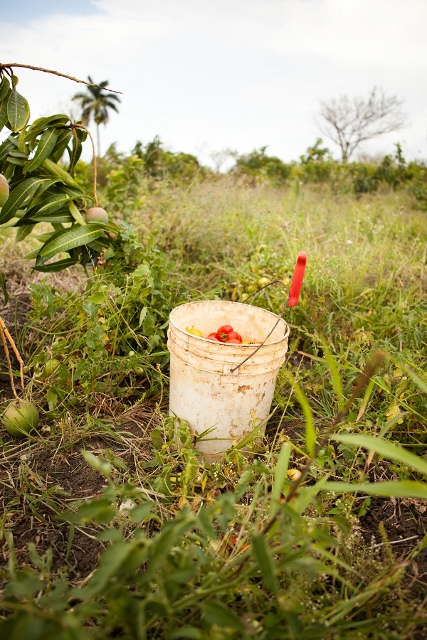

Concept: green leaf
[[24, 128, 58, 174], [0, 98, 9, 132], [29, 114, 70, 131], [129, 502, 153, 523], [0, 76, 10, 101], [0, 177, 49, 224], [28, 177, 62, 204], [322, 480, 427, 500], [170, 627, 203, 639], [37, 223, 105, 263], [34, 258, 78, 272], [34, 193, 73, 216], [251, 534, 279, 594], [270, 442, 291, 517], [50, 130, 73, 163], [15, 224, 34, 243], [7, 88, 30, 132], [0, 136, 16, 162], [286, 371, 316, 457], [322, 340, 343, 399], [8, 150, 28, 159], [42, 158, 81, 189], [202, 601, 246, 632], [332, 434, 427, 476], [81, 451, 111, 478], [69, 200, 86, 225], [29, 209, 74, 224], [22, 247, 41, 260], [0, 272, 8, 305]]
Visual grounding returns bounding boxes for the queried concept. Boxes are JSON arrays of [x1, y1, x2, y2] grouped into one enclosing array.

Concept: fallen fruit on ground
[[0, 173, 9, 207], [3, 400, 40, 438], [85, 207, 109, 224], [42, 358, 60, 378], [287, 468, 302, 481]]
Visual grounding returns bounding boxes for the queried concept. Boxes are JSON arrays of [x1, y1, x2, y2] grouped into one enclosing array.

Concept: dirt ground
[[360, 497, 427, 593]]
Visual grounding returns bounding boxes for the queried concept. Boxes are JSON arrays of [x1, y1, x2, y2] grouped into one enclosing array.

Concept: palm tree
[[72, 76, 121, 157]]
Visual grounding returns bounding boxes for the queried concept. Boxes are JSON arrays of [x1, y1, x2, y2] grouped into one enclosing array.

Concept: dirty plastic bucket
[[167, 300, 290, 459]]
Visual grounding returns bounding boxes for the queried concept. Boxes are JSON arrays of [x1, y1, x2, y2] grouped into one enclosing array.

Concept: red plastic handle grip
[[287, 252, 307, 307]]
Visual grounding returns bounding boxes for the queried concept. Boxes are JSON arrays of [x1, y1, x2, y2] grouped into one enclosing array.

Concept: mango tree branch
[[0, 63, 122, 95]]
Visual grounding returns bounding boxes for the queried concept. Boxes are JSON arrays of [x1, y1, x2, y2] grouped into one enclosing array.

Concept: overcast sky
[[1, 0, 426, 166]]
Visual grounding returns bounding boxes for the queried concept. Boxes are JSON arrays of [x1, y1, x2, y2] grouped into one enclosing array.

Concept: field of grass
[[1, 179, 427, 639]]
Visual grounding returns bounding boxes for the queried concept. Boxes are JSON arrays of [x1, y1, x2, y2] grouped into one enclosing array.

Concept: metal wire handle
[[230, 280, 290, 373]]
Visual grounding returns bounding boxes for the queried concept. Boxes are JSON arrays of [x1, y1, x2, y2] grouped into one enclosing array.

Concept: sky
[[1, 0, 426, 166]]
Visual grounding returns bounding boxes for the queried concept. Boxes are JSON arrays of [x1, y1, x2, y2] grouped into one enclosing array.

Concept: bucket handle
[[230, 312, 290, 373]]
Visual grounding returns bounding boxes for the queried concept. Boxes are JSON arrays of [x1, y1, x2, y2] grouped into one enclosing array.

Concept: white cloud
[[1, 0, 426, 163]]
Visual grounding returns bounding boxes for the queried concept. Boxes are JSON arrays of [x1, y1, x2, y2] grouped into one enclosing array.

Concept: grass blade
[[332, 433, 427, 476]]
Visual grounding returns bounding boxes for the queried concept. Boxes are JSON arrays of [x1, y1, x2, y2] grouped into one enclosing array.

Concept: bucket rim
[[169, 299, 290, 347]]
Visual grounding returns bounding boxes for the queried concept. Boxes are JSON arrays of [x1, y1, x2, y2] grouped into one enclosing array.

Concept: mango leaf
[[34, 193, 73, 216], [50, 130, 73, 163], [0, 76, 10, 101], [7, 88, 30, 132], [332, 433, 427, 476], [22, 247, 41, 260], [35, 231, 56, 243], [67, 137, 82, 173], [15, 224, 34, 243], [29, 209, 74, 224], [17, 126, 27, 153], [25, 114, 70, 143], [29, 114, 70, 131], [42, 158, 81, 189], [0, 99, 9, 132], [251, 534, 279, 594], [0, 177, 49, 224], [321, 480, 427, 500], [8, 150, 28, 159], [69, 200, 86, 225], [24, 128, 58, 174], [6, 156, 26, 166], [36, 223, 105, 264], [60, 184, 86, 198], [0, 137, 15, 162], [34, 257, 78, 272], [29, 177, 62, 203]]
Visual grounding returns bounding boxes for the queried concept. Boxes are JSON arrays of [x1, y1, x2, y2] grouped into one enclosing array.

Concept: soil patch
[[360, 497, 427, 593]]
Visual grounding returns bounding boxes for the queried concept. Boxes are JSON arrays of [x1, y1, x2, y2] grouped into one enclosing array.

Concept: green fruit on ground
[[0, 174, 9, 207], [3, 400, 39, 438], [86, 207, 108, 224], [43, 358, 60, 377]]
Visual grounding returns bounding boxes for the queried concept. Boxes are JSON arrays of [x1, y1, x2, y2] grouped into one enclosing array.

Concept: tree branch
[[0, 63, 123, 95]]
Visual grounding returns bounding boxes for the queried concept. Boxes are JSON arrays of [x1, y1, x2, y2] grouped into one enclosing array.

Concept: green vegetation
[[0, 69, 427, 639]]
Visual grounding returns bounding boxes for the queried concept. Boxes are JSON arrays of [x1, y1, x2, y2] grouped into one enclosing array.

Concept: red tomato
[[217, 325, 233, 334], [226, 338, 241, 344], [207, 333, 221, 341], [227, 331, 242, 342], [217, 325, 233, 342]]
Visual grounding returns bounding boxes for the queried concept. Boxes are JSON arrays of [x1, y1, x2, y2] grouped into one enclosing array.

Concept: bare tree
[[318, 87, 406, 162]]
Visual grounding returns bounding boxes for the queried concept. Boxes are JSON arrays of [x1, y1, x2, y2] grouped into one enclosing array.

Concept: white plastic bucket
[[167, 300, 290, 458]]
